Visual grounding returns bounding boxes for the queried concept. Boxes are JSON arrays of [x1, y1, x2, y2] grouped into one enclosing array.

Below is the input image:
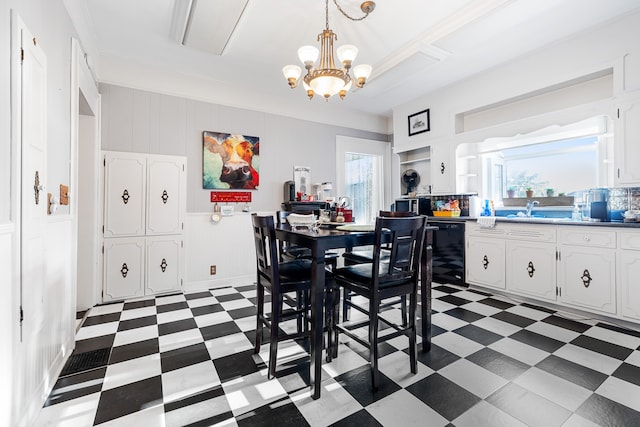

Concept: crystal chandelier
[[283, 0, 375, 101]]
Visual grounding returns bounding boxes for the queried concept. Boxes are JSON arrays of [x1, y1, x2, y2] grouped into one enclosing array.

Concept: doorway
[[336, 136, 391, 223]]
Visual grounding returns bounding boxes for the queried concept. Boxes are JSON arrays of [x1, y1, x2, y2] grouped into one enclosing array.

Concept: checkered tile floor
[[37, 283, 640, 426]]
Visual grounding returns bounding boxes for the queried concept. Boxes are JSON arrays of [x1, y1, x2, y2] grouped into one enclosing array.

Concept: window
[[336, 136, 390, 224], [478, 116, 612, 200]]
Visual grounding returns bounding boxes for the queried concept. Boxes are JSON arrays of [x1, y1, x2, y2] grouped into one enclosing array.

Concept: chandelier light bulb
[[339, 80, 353, 100], [298, 45, 319, 68], [282, 65, 302, 88], [337, 45, 358, 67], [302, 82, 314, 100], [353, 63, 372, 87]]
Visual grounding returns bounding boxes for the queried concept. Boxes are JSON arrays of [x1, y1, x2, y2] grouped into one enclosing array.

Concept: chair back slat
[[252, 213, 280, 282], [373, 216, 426, 281]]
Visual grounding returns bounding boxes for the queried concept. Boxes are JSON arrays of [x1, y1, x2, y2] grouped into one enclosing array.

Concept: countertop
[[427, 216, 640, 228]]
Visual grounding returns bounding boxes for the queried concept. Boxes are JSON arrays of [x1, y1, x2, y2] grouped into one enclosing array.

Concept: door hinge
[[19, 305, 24, 323], [182, 222, 184, 230], [102, 245, 104, 254], [102, 225, 104, 234], [181, 240, 184, 248], [617, 108, 620, 119], [103, 158, 106, 167], [618, 168, 621, 179], [20, 48, 24, 62]]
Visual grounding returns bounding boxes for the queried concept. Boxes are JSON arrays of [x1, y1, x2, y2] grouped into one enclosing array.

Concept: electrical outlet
[[210, 265, 216, 275]]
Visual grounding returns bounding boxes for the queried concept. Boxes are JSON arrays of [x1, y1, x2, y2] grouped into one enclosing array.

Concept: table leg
[[421, 229, 433, 352], [309, 247, 325, 399]]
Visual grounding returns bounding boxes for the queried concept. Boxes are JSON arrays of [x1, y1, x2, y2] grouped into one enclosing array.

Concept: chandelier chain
[[333, 0, 371, 21], [325, 0, 330, 29]]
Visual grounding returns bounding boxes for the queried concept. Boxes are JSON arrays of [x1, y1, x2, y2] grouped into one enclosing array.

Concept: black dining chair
[[251, 213, 335, 379], [341, 210, 416, 324], [331, 215, 426, 391]]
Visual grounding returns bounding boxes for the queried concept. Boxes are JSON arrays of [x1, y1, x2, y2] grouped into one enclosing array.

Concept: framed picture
[[203, 131, 260, 189], [408, 109, 430, 136]]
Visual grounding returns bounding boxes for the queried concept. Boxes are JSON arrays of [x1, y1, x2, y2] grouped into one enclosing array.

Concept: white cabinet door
[[104, 153, 147, 237], [146, 236, 182, 295], [146, 156, 185, 235], [431, 143, 455, 194], [507, 241, 557, 301], [103, 237, 145, 301], [559, 245, 616, 314], [615, 96, 640, 186], [466, 236, 505, 289], [618, 250, 640, 320]]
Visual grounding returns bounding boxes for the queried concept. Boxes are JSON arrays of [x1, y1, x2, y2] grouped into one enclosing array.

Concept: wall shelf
[[400, 157, 430, 165]]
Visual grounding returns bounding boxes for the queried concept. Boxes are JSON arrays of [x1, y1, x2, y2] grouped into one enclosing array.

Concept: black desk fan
[[402, 169, 421, 195]]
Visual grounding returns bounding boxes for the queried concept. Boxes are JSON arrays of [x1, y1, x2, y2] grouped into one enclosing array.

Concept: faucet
[[526, 200, 539, 217]]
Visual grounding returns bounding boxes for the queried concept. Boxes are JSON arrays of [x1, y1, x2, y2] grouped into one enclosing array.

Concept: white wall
[[392, 10, 640, 152], [99, 84, 390, 291]]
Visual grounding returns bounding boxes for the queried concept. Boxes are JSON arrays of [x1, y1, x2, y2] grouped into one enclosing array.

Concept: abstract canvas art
[[203, 131, 260, 190]]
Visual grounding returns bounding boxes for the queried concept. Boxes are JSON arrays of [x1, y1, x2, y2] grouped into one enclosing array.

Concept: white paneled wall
[[185, 213, 256, 291]]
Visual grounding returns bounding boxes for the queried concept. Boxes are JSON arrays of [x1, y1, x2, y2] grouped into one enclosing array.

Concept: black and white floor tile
[[37, 283, 640, 426]]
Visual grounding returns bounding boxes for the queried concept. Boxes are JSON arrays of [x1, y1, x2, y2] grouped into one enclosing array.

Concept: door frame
[[335, 135, 392, 217], [70, 38, 101, 313]]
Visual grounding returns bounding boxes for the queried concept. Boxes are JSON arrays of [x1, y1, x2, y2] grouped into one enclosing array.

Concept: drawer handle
[[122, 189, 130, 205], [482, 255, 489, 270], [527, 261, 535, 278], [120, 263, 129, 278], [161, 190, 169, 204], [160, 258, 168, 272], [581, 269, 592, 288], [440, 162, 445, 174]]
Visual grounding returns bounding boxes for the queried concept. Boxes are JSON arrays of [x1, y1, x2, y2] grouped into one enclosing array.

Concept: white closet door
[[104, 152, 147, 237], [103, 237, 145, 301], [146, 155, 185, 235], [145, 236, 182, 295]]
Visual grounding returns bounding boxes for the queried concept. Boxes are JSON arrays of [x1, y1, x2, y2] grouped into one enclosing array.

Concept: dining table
[[275, 222, 436, 400]]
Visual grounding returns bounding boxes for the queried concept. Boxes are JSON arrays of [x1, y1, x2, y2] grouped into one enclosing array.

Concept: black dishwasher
[[430, 220, 466, 286]]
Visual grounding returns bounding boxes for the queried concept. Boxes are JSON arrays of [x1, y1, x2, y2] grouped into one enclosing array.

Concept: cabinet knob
[[120, 263, 129, 278], [581, 269, 592, 288], [160, 258, 168, 272], [482, 255, 489, 270], [122, 189, 130, 204], [440, 162, 445, 174], [161, 190, 169, 204], [584, 235, 590, 242], [527, 261, 535, 278]]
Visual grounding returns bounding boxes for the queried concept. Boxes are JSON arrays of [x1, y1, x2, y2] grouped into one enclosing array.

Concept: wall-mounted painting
[[203, 131, 260, 189]]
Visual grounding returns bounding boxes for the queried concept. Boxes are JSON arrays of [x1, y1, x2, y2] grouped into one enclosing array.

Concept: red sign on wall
[[210, 191, 252, 203]]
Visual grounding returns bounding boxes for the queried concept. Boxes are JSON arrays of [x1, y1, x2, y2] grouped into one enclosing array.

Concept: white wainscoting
[[184, 212, 261, 292]]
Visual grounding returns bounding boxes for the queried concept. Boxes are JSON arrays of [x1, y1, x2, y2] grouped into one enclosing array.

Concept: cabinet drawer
[[619, 231, 640, 251], [466, 222, 507, 237], [507, 225, 556, 243], [559, 228, 616, 248]]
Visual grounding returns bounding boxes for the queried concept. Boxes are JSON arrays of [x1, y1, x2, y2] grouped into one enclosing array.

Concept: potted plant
[[506, 187, 516, 198], [525, 187, 534, 198], [546, 188, 554, 197]]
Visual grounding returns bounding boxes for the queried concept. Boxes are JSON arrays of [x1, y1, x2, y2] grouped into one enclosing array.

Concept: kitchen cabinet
[[102, 151, 186, 302], [558, 227, 616, 314], [507, 240, 557, 302], [617, 231, 640, 320], [430, 143, 455, 194], [466, 224, 506, 289], [615, 94, 640, 186]]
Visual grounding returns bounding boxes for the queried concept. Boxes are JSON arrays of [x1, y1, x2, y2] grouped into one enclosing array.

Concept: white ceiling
[[64, 0, 640, 133]]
